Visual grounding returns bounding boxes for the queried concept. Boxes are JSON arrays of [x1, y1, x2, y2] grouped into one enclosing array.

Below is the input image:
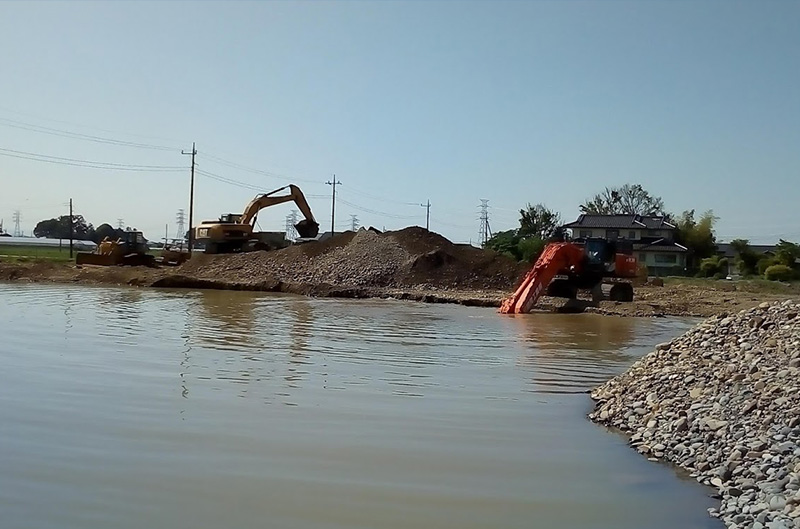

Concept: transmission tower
[[117, 218, 125, 230], [12, 210, 21, 237], [285, 210, 299, 241], [350, 215, 359, 231], [175, 209, 186, 239], [478, 200, 491, 246]]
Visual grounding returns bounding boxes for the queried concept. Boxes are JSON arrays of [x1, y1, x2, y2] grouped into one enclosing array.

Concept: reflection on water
[[0, 284, 718, 529], [508, 313, 655, 394], [287, 298, 314, 360]]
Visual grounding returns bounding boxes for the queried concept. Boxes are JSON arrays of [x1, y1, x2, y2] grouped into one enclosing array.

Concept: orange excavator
[[499, 238, 638, 314]]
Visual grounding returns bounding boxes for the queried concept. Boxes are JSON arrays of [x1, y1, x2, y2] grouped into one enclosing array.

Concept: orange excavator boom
[[499, 242, 586, 314]]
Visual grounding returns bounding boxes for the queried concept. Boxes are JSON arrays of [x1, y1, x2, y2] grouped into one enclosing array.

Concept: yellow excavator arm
[[240, 184, 320, 238]]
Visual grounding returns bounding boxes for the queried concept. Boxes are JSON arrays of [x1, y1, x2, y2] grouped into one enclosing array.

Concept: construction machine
[[158, 238, 190, 266], [499, 238, 638, 314], [195, 184, 319, 254], [76, 230, 156, 267]]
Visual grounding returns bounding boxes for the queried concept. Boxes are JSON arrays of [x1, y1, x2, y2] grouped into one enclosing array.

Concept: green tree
[[699, 255, 728, 278], [580, 184, 666, 216], [484, 230, 522, 261], [518, 203, 562, 240], [34, 215, 95, 240], [674, 210, 718, 272], [728, 238, 760, 277], [484, 203, 562, 263], [775, 239, 800, 268]]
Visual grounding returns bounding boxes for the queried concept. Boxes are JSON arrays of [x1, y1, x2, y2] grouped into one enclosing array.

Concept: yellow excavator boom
[[240, 184, 318, 235]]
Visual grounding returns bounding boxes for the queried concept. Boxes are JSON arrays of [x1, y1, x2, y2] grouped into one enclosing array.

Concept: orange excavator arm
[[499, 243, 586, 314], [240, 184, 320, 238]]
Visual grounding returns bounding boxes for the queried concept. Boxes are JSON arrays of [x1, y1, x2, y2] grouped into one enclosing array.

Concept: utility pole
[[420, 200, 430, 230], [325, 175, 341, 236], [350, 214, 359, 231], [69, 198, 74, 258], [182, 142, 197, 255]]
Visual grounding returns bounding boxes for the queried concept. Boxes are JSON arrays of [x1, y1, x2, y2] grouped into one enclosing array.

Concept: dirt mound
[[177, 227, 525, 291]]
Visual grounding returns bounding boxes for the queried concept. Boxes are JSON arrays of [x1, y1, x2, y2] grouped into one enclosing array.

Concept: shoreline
[[1, 259, 798, 318]]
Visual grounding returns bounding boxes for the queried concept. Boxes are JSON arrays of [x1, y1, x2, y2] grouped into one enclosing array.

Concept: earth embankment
[[1, 227, 798, 316]]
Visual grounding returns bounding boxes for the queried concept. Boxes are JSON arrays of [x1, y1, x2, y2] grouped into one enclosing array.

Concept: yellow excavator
[[195, 184, 319, 254]]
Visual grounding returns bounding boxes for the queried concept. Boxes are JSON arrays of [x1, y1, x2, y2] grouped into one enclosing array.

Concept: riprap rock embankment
[[590, 300, 800, 529]]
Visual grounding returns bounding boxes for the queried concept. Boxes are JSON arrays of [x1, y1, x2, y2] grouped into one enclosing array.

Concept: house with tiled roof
[[562, 214, 688, 276]]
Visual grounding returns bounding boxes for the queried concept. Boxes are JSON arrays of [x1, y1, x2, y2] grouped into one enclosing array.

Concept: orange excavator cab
[[499, 238, 636, 314]]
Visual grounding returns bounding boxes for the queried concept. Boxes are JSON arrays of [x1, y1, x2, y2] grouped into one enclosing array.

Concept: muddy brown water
[[0, 283, 721, 529]]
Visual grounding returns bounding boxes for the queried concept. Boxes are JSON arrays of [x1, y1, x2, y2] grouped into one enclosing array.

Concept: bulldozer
[[499, 238, 638, 314], [76, 230, 156, 267], [195, 184, 319, 254]]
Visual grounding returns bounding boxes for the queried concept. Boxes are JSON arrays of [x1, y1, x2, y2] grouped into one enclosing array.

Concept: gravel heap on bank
[[590, 300, 800, 529], [180, 227, 525, 290]]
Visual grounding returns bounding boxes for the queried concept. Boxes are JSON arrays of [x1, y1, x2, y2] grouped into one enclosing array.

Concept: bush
[[517, 237, 546, 263], [765, 264, 794, 282], [758, 257, 779, 276], [700, 256, 725, 278]]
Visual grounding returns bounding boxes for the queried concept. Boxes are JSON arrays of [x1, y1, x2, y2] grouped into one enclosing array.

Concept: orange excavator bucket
[[499, 243, 586, 314]]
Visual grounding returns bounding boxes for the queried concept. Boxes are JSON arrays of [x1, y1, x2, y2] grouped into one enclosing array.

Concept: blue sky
[[0, 0, 797, 244]]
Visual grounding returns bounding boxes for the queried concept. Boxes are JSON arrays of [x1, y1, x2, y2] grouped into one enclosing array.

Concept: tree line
[[484, 183, 798, 281], [33, 215, 145, 244]]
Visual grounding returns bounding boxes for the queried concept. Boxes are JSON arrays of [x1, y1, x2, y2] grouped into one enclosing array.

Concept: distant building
[[0, 236, 96, 251], [563, 214, 688, 276]]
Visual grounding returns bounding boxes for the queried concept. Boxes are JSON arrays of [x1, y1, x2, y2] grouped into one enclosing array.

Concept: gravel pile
[[590, 300, 800, 529], [180, 226, 524, 290]]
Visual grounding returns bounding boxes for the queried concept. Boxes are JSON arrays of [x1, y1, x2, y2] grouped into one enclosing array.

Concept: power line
[[430, 216, 473, 229], [0, 104, 186, 144], [0, 147, 185, 171], [0, 116, 177, 151], [195, 167, 327, 197], [199, 151, 321, 185], [201, 150, 425, 208], [336, 197, 419, 220], [342, 186, 420, 207]]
